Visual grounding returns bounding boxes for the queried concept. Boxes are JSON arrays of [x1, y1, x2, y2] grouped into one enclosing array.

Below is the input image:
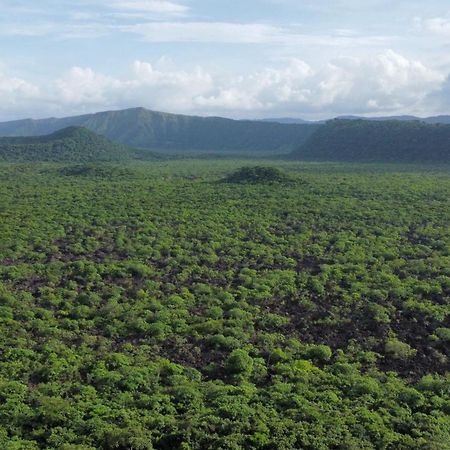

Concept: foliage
[[0, 127, 135, 162], [0, 107, 320, 155], [292, 119, 450, 163], [385, 338, 417, 360], [0, 160, 448, 449], [223, 166, 291, 184]]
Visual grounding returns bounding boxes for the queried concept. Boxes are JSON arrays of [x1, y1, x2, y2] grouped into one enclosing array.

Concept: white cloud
[[0, 51, 446, 121], [191, 51, 444, 116], [122, 22, 286, 43], [55, 67, 122, 105], [47, 61, 214, 114], [0, 73, 40, 98], [113, 0, 188, 14], [121, 21, 397, 47], [0, 23, 58, 37], [376, 50, 442, 94], [422, 17, 450, 37], [0, 71, 41, 119], [0, 21, 110, 38], [130, 60, 213, 109]]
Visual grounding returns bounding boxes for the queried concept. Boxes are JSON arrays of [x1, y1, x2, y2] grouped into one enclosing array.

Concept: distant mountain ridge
[[264, 114, 450, 125], [259, 117, 323, 125], [0, 107, 320, 155], [3, 108, 450, 163], [0, 126, 136, 162], [335, 115, 450, 125], [291, 119, 450, 163]]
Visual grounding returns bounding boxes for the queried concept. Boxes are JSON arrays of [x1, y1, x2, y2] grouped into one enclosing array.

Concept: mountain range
[[0, 108, 449, 164], [259, 118, 323, 125], [0, 108, 319, 155]]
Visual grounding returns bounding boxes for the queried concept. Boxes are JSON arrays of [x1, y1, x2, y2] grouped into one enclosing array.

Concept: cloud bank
[[0, 50, 446, 121]]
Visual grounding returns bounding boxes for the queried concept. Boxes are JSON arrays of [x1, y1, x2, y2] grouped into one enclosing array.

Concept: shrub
[[305, 344, 333, 363], [225, 349, 254, 375], [435, 328, 450, 342], [385, 338, 417, 360]]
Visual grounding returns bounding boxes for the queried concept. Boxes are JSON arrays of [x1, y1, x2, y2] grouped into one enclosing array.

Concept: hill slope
[[0, 108, 320, 154], [291, 119, 450, 163], [0, 126, 135, 162]]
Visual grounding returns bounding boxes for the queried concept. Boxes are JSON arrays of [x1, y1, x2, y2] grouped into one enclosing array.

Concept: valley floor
[[0, 160, 449, 449]]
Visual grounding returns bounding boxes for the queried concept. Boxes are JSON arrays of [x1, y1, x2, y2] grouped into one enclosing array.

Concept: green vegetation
[[292, 119, 450, 163], [0, 127, 136, 162], [223, 166, 292, 183], [0, 160, 449, 449], [4, 111, 450, 164], [0, 107, 320, 155]]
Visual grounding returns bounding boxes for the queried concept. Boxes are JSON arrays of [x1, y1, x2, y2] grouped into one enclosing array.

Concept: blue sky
[[1, 0, 450, 120]]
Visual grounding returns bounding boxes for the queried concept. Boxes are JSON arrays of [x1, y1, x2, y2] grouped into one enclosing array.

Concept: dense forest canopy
[[0, 160, 448, 449], [0, 127, 136, 162], [0, 127, 165, 163], [2, 112, 450, 163], [292, 119, 450, 163]]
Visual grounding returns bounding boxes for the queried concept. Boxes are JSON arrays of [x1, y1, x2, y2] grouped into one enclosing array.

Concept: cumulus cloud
[[55, 67, 122, 105], [48, 61, 214, 114], [0, 50, 446, 120], [0, 71, 42, 119], [0, 73, 40, 98], [192, 51, 444, 116], [376, 50, 442, 93]]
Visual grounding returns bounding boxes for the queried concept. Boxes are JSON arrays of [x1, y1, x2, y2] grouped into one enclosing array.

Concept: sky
[[1, 0, 450, 121]]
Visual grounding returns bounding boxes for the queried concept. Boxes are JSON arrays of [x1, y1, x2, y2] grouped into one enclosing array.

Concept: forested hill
[[0, 126, 135, 162], [291, 119, 450, 163], [0, 107, 320, 154]]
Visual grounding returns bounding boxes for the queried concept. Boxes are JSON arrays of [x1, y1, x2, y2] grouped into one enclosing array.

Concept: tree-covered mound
[[291, 119, 450, 163], [0, 126, 134, 162], [224, 166, 292, 183], [0, 107, 320, 155]]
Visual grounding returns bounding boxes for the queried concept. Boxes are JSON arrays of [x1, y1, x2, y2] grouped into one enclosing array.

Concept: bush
[[225, 349, 254, 375], [385, 338, 417, 360], [434, 328, 450, 342], [305, 344, 333, 363]]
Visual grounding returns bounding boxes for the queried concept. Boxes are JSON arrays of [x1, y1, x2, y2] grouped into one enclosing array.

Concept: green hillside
[[0, 127, 136, 162], [0, 107, 320, 154], [291, 119, 450, 163]]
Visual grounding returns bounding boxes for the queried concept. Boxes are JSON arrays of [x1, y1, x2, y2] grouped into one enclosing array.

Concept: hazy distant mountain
[[264, 114, 450, 125], [0, 107, 320, 155], [336, 115, 421, 121], [336, 114, 450, 124], [422, 115, 450, 124], [0, 127, 137, 162], [291, 119, 450, 163], [259, 117, 323, 125]]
